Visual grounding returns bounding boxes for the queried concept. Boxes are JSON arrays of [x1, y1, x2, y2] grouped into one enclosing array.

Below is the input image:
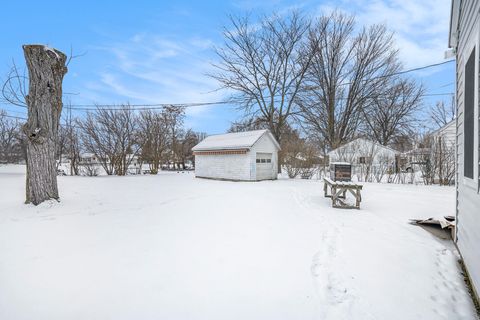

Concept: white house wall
[[454, 0, 480, 297], [437, 121, 456, 147], [195, 153, 252, 181], [328, 139, 397, 165]]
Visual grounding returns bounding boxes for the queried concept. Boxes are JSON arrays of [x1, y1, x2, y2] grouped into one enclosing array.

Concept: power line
[[69, 92, 454, 111], [67, 100, 237, 111], [1, 59, 455, 112], [391, 59, 454, 75], [65, 59, 455, 109], [1, 114, 26, 121], [1, 91, 454, 115], [305, 60, 455, 90], [436, 82, 455, 88]]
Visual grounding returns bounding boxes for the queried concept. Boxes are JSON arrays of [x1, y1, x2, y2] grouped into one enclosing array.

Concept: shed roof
[[192, 129, 280, 151]]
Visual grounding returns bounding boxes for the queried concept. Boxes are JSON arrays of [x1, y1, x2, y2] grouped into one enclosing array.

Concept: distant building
[[192, 129, 280, 181], [79, 153, 99, 164], [76, 153, 141, 175], [431, 120, 456, 185], [449, 0, 480, 299], [432, 120, 456, 148], [328, 138, 399, 181]]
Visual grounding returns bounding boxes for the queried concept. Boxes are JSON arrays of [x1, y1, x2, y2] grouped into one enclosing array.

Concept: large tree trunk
[[22, 45, 67, 205]]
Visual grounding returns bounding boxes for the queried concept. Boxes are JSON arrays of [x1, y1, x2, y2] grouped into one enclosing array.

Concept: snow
[[192, 129, 276, 151], [0, 165, 477, 320], [42, 45, 60, 59]]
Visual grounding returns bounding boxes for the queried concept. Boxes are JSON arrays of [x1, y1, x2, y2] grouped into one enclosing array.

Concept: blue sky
[[0, 0, 454, 134]]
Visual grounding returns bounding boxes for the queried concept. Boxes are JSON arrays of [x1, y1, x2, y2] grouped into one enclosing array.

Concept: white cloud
[[318, 0, 451, 68], [81, 33, 230, 130]]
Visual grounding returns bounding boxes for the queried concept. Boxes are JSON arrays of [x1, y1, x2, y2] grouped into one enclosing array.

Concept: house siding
[[435, 121, 456, 148], [454, 0, 480, 298]]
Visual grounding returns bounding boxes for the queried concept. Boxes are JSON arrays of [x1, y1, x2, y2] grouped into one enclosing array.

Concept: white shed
[[449, 0, 480, 299], [192, 129, 280, 181]]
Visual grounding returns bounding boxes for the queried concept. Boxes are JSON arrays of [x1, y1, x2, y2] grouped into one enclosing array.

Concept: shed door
[[256, 153, 273, 180]]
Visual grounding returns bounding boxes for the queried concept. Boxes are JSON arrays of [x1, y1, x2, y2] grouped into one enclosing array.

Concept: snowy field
[[0, 165, 477, 320]]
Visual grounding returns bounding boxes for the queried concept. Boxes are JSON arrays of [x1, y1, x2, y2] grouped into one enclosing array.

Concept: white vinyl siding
[[453, 0, 480, 298], [195, 153, 251, 181]]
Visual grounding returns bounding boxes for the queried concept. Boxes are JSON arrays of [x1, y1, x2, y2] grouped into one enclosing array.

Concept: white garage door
[[256, 153, 273, 180]]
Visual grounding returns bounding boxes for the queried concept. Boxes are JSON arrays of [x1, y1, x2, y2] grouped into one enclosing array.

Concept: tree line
[[0, 10, 454, 180], [212, 10, 430, 171], [0, 105, 203, 176]]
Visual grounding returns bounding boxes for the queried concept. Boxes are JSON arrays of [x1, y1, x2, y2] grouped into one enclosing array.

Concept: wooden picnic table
[[323, 177, 363, 209]]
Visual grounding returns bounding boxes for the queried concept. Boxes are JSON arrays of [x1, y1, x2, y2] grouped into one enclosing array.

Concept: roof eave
[[448, 0, 461, 48], [192, 147, 251, 152]]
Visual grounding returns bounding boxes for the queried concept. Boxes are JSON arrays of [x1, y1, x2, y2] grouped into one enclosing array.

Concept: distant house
[[432, 120, 456, 148], [431, 120, 456, 185], [192, 129, 280, 181], [328, 138, 398, 166], [449, 0, 480, 299], [401, 147, 431, 172], [328, 138, 399, 181], [76, 153, 141, 175]]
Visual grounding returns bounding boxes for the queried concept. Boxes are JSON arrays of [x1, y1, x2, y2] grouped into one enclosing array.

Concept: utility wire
[[1, 91, 455, 114], [2, 114, 26, 121], [1, 59, 455, 112]]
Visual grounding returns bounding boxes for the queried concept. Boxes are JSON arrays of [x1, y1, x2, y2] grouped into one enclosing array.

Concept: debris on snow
[[410, 216, 456, 239]]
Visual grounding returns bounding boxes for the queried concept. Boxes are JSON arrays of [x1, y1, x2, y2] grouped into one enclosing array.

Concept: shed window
[[464, 47, 475, 179]]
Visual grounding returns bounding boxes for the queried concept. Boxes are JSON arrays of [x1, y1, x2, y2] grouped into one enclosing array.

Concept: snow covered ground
[[0, 165, 477, 320]]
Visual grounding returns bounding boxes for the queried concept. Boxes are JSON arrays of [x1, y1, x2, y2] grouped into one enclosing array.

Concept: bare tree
[[228, 117, 268, 133], [211, 11, 315, 171], [80, 162, 99, 177], [429, 100, 455, 128], [58, 105, 82, 176], [21, 45, 68, 205], [163, 105, 185, 168], [137, 110, 169, 174], [362, 79, 424, 146], [0, 110, 23, 163], [174, 129, 200, 169], [281, 128, 305, 178], [79, 105, 139, 176], [297, 12, 400, 151], [1, 61, 28, 108], [432, 136, 455, 185], [298, 142, 320, 179]]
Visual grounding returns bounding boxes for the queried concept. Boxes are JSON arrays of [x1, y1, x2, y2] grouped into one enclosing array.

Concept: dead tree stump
[[23, 45, 67, 205]]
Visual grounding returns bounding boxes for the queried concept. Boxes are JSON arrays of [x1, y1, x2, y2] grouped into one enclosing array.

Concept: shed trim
[[193, 149, 249, 155]]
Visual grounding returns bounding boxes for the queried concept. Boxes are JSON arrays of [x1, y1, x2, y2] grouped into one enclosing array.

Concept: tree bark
[[22, 45, 67, 205]]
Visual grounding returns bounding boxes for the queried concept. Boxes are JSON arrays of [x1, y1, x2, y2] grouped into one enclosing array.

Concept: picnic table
[[323, 177, 363, 209]]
